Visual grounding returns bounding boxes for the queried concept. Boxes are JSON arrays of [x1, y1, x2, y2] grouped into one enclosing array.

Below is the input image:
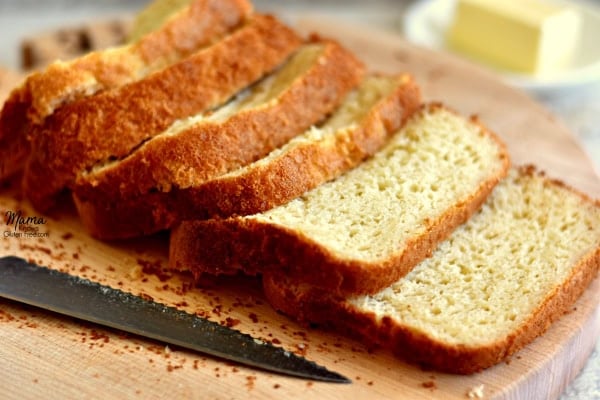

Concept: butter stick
[[446, 0, 580, 75]]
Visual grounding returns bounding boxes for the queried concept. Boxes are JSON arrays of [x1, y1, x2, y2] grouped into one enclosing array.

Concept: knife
[[0, 256, 350, 383]]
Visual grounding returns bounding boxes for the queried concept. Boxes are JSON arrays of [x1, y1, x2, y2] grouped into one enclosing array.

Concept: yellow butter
[[446, 0, 580, 75]]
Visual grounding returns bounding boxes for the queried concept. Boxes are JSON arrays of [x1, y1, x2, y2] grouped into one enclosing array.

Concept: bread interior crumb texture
[[252, 108, 505, 261], [351, 170, 600, 345]]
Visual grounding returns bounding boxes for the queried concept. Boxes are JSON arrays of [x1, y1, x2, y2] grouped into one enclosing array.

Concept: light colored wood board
[[1, 18, 599, 400]]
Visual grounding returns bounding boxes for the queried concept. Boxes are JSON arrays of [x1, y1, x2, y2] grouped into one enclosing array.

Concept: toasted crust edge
[[168, 104, 510, 295], [261, 166, 600, 374]]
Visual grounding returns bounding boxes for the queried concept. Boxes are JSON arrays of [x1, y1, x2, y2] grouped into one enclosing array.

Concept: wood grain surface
[[1, 18, 599, 400]]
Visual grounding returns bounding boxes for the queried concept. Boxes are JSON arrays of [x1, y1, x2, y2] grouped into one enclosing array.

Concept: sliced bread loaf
[[169, 104, 510, 295], [72, 73, 420, 239], [0, 0, 252, 181], [263, 166, 600, 374], [23, 14, 302, 211], [74, 39, 365, 200]]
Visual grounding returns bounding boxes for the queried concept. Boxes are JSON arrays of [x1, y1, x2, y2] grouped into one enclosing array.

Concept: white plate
[[402, 0, 600, 94]]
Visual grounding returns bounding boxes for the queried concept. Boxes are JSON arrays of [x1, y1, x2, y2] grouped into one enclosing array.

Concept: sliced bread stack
[[262, 167, 600, 373], [72, 72, 421, 239], [168, 104, 600, 373], [169, 105, 510, 295], [23, 14, 303, 211], [0, 0, 254, 181]]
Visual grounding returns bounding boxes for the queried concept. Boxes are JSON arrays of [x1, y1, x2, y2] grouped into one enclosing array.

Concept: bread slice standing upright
[[73, 73, 421, 239], [169, 104, 510, 295], [23, 14, 302, 211], [263, 167, 600, 373], [0, 0, 253, 181]]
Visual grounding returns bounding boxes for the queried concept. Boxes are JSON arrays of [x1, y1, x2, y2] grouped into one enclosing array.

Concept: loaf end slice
[[263, 166, 600, 373], [72, 73, 419, 239], [169, 104, 510, 295]]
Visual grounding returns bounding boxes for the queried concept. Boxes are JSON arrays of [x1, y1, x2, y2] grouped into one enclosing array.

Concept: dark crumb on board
[[422, 380, 437, 390], [89, 330, 110, 343], [137, 258, 172, 282], [245, 375, 256, 390], [167, 363, 183, 372], [273, 384, 281, 389], [18, 243, 52, 255], [61, 232, 73, 240], [223, 317, 241, 327], [139, 293, 154, 302]]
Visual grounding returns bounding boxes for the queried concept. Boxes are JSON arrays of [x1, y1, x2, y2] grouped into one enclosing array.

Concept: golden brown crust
[[71, 40, 369, 239], [168, 104, 510, 295], [0, 0, 252, 183], [262, 215, 600, 374], [23, 15, 302, 212]]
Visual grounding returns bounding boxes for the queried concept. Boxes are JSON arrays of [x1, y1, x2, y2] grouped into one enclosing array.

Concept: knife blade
[[0, 256, 350, 383]]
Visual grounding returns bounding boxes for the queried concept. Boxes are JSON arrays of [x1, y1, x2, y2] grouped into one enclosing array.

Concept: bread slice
[[0, 0, 252, 182], [169, 104, 510, 295], [72, 73, 420, 239], [23, 14, 302, 212], [263, 166, 600, 374]]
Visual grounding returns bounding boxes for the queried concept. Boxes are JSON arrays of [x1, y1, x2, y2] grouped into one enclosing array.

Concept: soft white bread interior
[[169, 104, 510, 295], [263, 166, 600, 373]]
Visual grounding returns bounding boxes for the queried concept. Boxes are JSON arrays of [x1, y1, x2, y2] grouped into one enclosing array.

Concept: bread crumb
[[422, 380, 436, 389], [466, 384, 485, 398]]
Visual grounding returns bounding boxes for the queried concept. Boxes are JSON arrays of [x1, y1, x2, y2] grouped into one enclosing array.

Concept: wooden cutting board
[[1, 18, 599, 400]]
